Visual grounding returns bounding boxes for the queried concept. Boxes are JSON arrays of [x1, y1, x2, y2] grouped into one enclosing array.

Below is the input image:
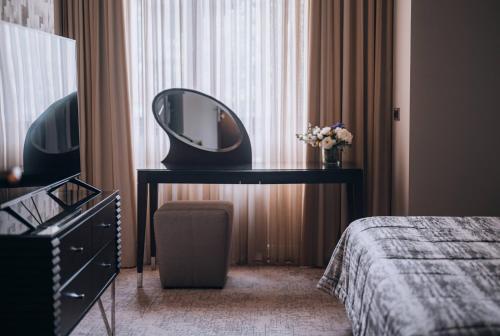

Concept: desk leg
[[137, 179, 147, 288], [353, 175, 364, 221], [149, 183, 158, 270], [347, 176, 364, 224], [347, 183, 355, 224]]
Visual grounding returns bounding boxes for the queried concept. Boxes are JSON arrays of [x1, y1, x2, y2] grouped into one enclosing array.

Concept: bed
[[318, 216, 500, 336]]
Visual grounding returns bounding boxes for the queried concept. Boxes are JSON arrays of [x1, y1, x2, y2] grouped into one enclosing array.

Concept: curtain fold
[[54, 0, 137, 267], [301, 0, 393, 266], [125, 0, 309, 265]]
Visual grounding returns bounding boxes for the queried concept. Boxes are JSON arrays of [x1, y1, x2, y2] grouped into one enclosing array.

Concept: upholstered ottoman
[[153, 201, 233, 288]]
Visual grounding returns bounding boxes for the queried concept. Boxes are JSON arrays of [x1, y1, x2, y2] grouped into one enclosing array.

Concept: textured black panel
[[0, 181, 120, 336]]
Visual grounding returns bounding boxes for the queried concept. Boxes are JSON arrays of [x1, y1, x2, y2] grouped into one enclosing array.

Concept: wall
[[391, 0, 411, 215], [393, 0, 500, 216], [409, 0, 500, 216], [0, 0, 53, 32]]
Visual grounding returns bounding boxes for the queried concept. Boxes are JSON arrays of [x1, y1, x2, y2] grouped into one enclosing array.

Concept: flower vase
[[322, 147, 341, 167]]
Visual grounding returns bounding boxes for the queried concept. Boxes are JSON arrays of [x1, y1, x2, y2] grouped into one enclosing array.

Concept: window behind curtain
[[125, 0, 309, 264]]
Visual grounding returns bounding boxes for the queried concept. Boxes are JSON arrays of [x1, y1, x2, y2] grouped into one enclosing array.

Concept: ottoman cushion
[[154, 201, 233, 288]]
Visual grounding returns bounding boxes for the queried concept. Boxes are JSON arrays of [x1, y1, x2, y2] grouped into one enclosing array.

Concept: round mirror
[[23, 91, 81, 178], [153, 89, 243, 152], [153, 88, 252, 166], [30, 92, 79, 154]]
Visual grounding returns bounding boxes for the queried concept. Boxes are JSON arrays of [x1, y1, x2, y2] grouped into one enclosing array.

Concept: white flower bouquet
[[296, 122, 353, 149], [296, 122, 353, 165]]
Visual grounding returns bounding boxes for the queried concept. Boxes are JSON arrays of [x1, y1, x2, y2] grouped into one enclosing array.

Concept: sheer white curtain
[[125, 0, 308, 264]]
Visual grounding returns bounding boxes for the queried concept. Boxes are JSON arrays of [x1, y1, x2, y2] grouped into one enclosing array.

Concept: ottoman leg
[[149, 183, 158, 271]]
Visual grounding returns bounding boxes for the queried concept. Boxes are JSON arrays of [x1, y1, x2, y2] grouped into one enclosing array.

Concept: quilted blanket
[[318, 216, 500, 336]]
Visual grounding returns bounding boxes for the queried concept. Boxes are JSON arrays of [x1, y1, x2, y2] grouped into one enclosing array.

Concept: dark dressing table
[[0, 177, 121, 335], [136, 162, 364, 287], [138, 88, 365, 287]]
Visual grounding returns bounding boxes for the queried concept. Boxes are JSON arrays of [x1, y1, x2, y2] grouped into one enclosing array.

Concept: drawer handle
[[98, 262, 112, 268], [96, 223, 112, 228], [69, 246, 84, 253], [63, 292, 85, 300]]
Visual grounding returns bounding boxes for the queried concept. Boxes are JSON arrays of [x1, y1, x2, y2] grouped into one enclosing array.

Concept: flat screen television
[[0, 21, 79, 187]]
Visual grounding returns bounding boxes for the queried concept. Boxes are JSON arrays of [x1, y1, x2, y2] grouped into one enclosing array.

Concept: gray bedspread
[[318, 216, 500, 336]]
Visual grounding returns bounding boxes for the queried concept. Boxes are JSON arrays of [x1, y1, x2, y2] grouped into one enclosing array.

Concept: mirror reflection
[[30, 92, 79, 154], [154, 90, 242, 151]]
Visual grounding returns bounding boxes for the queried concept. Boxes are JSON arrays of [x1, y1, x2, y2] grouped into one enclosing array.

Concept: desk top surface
[[137, 162, 362, 172]]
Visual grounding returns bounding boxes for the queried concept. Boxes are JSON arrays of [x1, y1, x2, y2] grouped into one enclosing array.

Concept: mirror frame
[[152, 88, 252, 166], [23, 91, 81, 182]]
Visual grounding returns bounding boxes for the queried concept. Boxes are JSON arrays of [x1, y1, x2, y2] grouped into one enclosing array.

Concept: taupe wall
[[393, 0, 500, 216], [409, 0, 500, 216], [0, 0, 53, 32], [392, 0, 411, 215]]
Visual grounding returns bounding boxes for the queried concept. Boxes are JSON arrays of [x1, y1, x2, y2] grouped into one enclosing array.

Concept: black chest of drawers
[[0, 178, 121, 335]]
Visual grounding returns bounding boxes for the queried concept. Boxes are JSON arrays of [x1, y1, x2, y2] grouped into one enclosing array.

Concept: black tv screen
[[0, 21, 79, 186]]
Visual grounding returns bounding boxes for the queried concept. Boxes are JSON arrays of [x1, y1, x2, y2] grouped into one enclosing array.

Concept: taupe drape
[[301, 0, 393, 266], [54, 0, 137, 267]]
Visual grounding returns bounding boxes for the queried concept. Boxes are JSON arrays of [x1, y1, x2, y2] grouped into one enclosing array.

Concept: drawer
[[59, 263, 93, 336], [90, 241, 117, 293], [59, 241, 117, 336], [59, 200, 116, 285], [91, 201, 117, 254], [59, 220, 92, 284]]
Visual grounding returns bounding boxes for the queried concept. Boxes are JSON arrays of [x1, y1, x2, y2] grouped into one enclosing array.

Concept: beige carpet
[[72, 266, 352, 336]]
